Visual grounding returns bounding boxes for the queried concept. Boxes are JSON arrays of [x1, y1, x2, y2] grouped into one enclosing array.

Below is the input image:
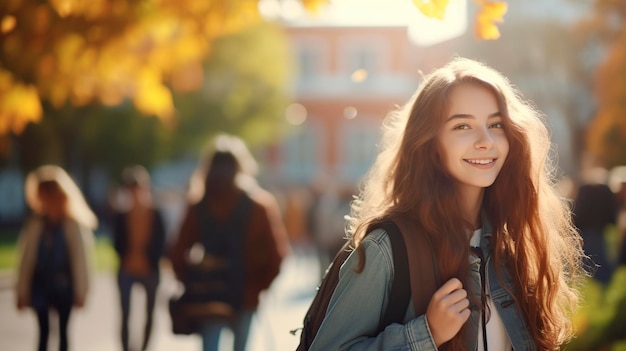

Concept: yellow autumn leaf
[[413, 0, 450, 20], [0, 0, 332, 135], [172, 35, 207, 63], [144, 14, 178, 44], [49, 82, 69, 108], [0, 84, 42, 133], [301, 0, 328, 13], [49, 0, 80, 18], [134, 69, 175, 121], [0, 70, 12, 91], [223, 8, 259, 34], [55, 33, 85, 74], [82, 0, 109, 20], [1, 15, 17, 34], [475, 0, 507, 40]]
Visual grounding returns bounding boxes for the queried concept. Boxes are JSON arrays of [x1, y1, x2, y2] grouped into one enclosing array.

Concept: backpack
[[295, 216, 438, 350], [169, 193, 253, 334]]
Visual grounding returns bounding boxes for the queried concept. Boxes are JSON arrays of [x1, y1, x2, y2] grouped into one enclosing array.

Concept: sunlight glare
[[351, 69, 368, 83], [276, 0, 468, 46], [286, 103, 308, 125], [408, 0, 467, 46]]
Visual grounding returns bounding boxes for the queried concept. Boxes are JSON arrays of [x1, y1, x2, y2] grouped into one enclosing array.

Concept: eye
[[453, 124, 471, 130], [489, 122, 504, 129]]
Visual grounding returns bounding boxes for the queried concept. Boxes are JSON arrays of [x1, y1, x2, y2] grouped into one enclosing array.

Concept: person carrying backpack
[[169, 134, 289, 351], [299, 58, 586, 350]]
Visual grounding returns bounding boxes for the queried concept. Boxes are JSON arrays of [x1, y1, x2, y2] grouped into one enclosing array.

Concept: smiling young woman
[[305, 57, 586, 351]]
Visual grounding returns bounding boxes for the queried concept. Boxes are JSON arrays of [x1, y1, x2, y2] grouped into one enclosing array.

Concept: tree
[[12, 21, 295, 178], [0, 0, 325, 135], [579, 0, 626, 167], [0, 0, 507, 137]]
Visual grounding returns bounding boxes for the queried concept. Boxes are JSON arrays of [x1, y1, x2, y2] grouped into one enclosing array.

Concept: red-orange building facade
[[258, 23, 455, 241], [261, 24, 451, 190]]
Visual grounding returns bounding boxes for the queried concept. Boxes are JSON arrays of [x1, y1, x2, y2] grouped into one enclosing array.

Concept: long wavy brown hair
[[347, 57, 585, 350]]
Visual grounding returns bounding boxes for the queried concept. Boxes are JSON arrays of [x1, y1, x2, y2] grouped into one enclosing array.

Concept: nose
[[474, 127, 494, 149]]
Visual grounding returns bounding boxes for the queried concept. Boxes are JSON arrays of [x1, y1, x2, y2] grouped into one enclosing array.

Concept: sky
[[259, 0, 469, 46]]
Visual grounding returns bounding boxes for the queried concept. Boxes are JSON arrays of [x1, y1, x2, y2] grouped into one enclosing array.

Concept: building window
[[352, 48, 376, 73], [298, 48, 318, 79], [282, 123, 324, 183], [338, 121, 379, 182], [339, 36, 389, 80], [293, 36, 328, 82]]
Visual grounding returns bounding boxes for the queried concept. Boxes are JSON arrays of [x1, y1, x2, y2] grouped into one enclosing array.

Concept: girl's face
[[437, 83, 509, 196], [38, 183, 67, 219]]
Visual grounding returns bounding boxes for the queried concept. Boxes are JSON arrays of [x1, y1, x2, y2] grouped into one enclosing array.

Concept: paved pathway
[[0, 244, 321, 351]]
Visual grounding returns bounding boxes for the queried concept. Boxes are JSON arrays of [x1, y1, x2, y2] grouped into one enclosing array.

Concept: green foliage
[[172, 21, 294, 151], [0, 236, 18, 271], [565, 267, 626, 350], [92, 235, 118, 272], [14, 103, 169, 177], [8, 21, 293, 177], [564, 225, 626, 350]]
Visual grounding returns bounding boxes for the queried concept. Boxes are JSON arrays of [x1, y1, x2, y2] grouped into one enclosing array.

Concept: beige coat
[[15, 216, 94, 307]]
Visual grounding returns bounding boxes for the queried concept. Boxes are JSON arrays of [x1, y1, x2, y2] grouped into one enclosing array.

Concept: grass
[[92, 235, 118, 271], [0, 237, 18, 271], [0, 232, 118, 272]]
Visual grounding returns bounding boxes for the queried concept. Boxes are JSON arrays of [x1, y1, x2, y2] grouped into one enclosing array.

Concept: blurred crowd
[[13, 132, 626, 351], [12, 133, 350, 351]]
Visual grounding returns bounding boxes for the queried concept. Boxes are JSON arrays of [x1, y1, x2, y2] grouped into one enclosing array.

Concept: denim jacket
[[309, 223, 537, 351]]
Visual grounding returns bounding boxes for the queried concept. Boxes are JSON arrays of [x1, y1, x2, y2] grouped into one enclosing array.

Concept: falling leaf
[[475, 0, 507, 40], [413, 0, 450, 20]]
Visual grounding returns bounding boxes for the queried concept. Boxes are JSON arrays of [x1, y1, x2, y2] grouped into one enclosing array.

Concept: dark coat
[[169, 188, 289, 310]]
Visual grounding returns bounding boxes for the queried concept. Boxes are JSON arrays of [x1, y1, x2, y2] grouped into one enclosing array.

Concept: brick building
[[259, 20, 457, 241]]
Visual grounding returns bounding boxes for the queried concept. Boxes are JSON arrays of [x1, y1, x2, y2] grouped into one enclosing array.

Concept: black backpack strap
[[373, 220, 411, 334]]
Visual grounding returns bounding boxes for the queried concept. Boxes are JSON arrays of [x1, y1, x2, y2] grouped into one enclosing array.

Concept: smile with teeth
[[465, 159, 496, 165]]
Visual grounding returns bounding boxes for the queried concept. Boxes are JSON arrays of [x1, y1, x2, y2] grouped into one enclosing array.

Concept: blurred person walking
[[112, 166, 166, 351], [169, 134, 289, 351], [15, 165, 96, 351], [573, 167, 618, 284], [609, 166, 626, 267], [307, 184, 355, 279]]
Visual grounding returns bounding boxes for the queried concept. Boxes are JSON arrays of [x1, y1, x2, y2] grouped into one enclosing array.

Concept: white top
[[470, 229, 512, 351]]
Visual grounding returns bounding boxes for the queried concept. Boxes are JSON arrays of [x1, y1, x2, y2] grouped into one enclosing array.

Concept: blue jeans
[[117, 271, 159, 351], [200, 310, 254, 351]]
